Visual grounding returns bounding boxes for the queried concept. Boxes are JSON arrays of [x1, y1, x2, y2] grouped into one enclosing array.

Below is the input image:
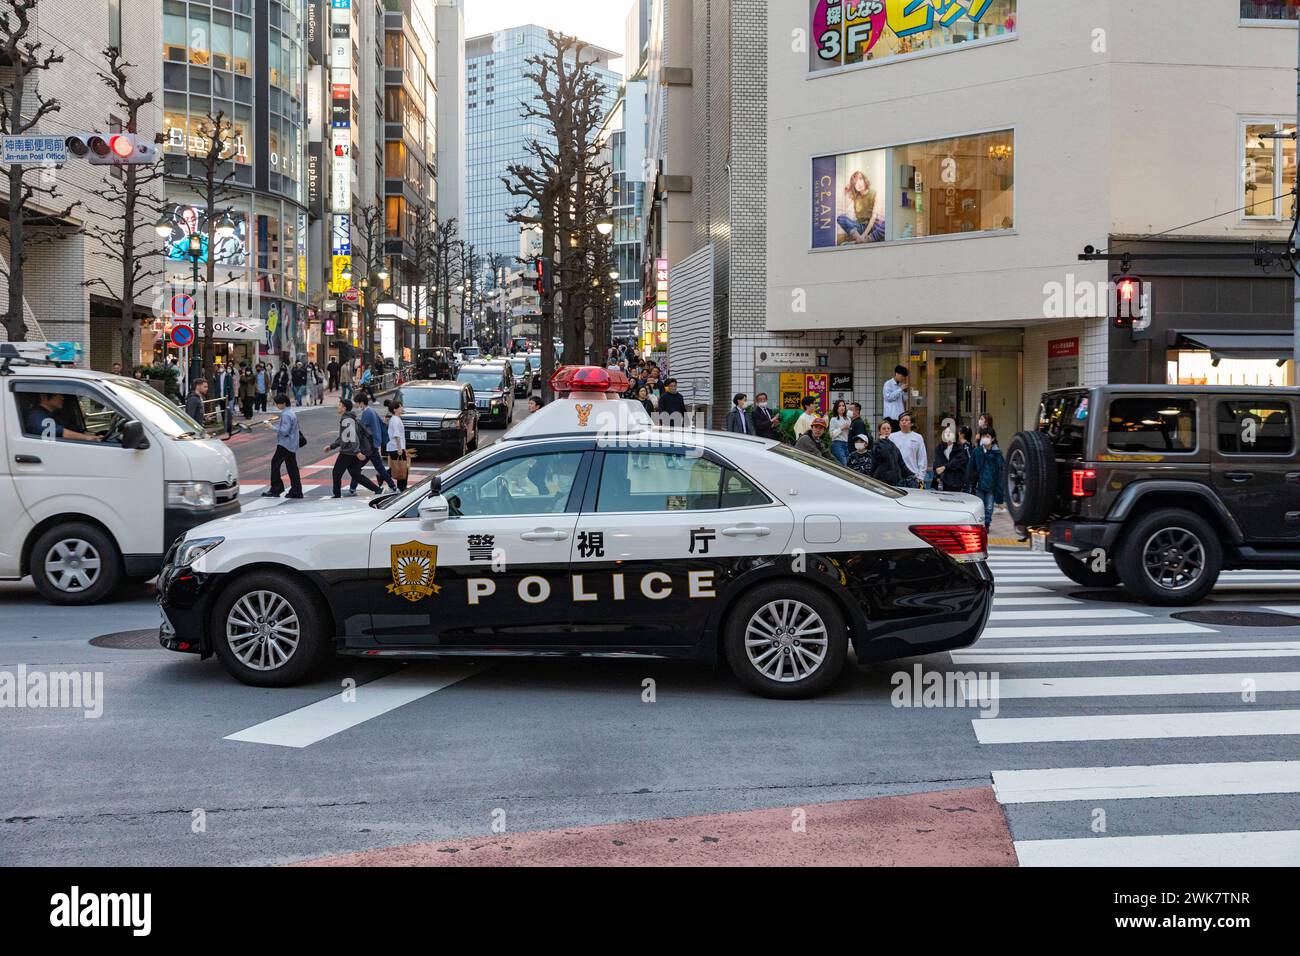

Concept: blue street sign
[[170, 324, 195, 348], [1, 135, 68, 164]]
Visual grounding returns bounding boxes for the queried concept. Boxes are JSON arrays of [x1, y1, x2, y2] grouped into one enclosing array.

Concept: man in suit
[[749, 392, 778, 440], [726, 393, 751, 434]]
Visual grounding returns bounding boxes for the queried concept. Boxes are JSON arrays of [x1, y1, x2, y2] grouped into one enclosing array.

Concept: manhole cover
[[1171, 610, 1300, 628], [89, 629, 160, 650]]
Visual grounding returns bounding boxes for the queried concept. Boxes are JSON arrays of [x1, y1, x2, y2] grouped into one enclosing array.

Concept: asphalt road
[[4, 526, 1300, 864]]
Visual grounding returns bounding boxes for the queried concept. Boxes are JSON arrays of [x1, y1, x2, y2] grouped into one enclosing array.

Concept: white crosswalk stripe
[[970, 548, 1300, 867]]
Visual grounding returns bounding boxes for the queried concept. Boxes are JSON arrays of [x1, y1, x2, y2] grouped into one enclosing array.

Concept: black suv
[[1009, 385, 1300, 605], [396, 382, 479, 459]]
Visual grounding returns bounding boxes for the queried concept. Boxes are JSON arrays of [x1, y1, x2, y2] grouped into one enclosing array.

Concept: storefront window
[[810, 0, 1017, 74], [1168, 351, 1293, 388], [1243, 120, 1297, 219], [1241, 1, 1300, 19], [812, 130, 1014, 248]]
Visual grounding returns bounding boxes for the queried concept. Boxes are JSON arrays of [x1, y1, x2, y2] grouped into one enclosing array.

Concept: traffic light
[[64, 132, 159, 166], [1112, 275, 1149, 329], [533, 257, 554, 314]]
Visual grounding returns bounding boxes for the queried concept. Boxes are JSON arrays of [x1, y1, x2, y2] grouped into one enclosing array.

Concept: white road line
[[1014, 830, 1300, 867], [993, 586, 1053, 595], [224, 665, 481, 748], [972, 708, 1300, 744], [993, 761, 1300, 804], [987, 608, 1148, 622], [1264, 606, 1300, 614], [955, 649, 1300, 663], [979, 623, 1211, 640], [958, 641, 1300, 655], [964, 672, 1300, 699], [990, 597, 1083, 607]]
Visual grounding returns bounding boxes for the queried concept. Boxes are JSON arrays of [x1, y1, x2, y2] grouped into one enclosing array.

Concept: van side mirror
[[419, 493, 450, 524], [121, 419, 149, 450]]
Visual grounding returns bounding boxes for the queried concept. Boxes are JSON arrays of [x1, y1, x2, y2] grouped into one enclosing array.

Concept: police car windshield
[[104, 379, 204, 439], [402, 389, 462, 410], [771, 444, 905, 498], [457, 370, 503, 390]]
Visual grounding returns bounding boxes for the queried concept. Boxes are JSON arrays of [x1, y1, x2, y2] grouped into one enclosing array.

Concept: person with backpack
[[325, 399, 381, 498], [967, 428, 1007, 531], [347, 392, 397, 495]]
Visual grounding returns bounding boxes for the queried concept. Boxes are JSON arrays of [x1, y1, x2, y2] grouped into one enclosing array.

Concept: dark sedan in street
[[395, 382, 480, 459]]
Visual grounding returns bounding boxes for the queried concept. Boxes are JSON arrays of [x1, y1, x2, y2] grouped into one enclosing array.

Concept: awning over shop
[[1175, 331, 1294, 361]]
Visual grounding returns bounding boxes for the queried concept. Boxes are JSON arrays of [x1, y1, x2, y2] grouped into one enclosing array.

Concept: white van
[[0, 347, 240, 604]]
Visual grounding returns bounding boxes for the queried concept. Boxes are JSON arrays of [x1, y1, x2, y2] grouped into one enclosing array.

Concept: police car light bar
[[910, 525, 988, 563], [549, 365, 630, 399]]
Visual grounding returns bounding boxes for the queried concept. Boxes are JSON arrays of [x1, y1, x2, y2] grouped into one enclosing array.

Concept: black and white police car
[[158, 367, 992, 698]]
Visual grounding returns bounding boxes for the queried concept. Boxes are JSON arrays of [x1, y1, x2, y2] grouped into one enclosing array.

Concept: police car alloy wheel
[[724, 582, 847, 699], [30, 522, 122, 605], [211, 572, 332, 686]]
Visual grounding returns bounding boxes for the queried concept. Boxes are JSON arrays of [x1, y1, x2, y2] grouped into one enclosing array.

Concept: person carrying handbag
[[386, 398, 410, 491]]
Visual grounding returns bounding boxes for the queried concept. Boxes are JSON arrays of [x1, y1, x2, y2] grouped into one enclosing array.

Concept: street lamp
[[153, 211, 173, 239], [214, 210, 238, 240], [609, 269, 620, 281], [596, 217, 614, 236]]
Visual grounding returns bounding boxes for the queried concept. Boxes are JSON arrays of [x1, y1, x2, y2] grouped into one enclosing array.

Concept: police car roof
[[504, 397, 653, 440]]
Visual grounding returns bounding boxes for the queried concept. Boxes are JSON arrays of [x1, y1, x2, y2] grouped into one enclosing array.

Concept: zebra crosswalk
[[972, 548, 1300, 867]]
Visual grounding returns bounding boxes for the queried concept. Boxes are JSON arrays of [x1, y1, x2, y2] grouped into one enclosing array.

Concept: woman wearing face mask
[[968, 429, 1007, 530], [869, 419, 912, 488], [847, 433, 874, 476], [932, 425, 969, 493]]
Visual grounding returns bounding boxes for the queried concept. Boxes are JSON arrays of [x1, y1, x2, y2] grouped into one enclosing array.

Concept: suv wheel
[[30, 523, 122, 605], [1006, 431, 1058, 526], [1053, 549, 1120, 588], [211, 572, 332, 686], [1115, 509, 1222, 606], [724, 582, 847, 699]]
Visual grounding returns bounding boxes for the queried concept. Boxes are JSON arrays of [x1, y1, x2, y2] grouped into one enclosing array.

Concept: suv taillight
[[910, 525, 987, 562], [1071, 468, 1098, 497]]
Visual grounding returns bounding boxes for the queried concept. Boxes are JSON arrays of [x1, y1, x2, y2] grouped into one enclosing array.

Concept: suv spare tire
[[1006, 430, 1058, 526]]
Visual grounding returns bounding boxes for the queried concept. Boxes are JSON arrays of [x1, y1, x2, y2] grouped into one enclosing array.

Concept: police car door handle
[[14, 454, 41, 464], [721, 525, 771, 537], [521, 529, 568, 542]]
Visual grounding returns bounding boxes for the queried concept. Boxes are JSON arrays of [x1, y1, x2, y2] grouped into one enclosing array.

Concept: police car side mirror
[[121, 419, 149, 450], [419, 494, 450, 524]]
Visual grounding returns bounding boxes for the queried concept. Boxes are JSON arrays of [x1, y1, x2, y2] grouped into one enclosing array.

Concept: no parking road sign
[[170, 323, 195, 348], [170, 292, 196, 319]]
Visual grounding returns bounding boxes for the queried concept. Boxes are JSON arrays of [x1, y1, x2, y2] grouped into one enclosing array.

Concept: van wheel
[[1053, 549, 1120, 588], [30, 523, 122, 605], [724, 582, 847, 699], [211, 572, 332, 686], [1115, 509, 1222, 606]]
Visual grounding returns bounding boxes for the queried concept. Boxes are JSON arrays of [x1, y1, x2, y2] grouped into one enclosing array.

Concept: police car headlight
[[176, 535, 224, 567], [166, 480, 215, 509]]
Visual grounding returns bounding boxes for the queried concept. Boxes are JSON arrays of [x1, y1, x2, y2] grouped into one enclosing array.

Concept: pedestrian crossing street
[[971, 548, 1300, 867], [234, 462, 442, 508]]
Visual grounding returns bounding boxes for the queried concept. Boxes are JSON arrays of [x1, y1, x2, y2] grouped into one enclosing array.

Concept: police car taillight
[[549, 365, 629, 398], [910, 525, 987, 562]]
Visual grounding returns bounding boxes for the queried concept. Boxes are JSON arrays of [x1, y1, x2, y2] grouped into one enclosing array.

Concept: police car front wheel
[[724, 582, 847, 699], [211, 573, 332, 686]]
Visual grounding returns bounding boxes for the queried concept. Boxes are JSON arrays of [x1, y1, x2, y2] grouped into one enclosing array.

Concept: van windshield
[[104, 380, 204, 439]]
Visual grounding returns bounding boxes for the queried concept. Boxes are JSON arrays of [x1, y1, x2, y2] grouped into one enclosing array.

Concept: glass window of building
[[1243, 120, 1297, 220], [164, 5, 187, 61], [1241, 1, 1300, 19], [233, 17, 251, 76], [188, 7, 210, 66], [811, 129, 1014, 248], [810, 0, 1016, 74]]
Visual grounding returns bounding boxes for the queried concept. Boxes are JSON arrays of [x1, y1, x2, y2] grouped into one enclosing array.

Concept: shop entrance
[[909, 343, 1022, 445]]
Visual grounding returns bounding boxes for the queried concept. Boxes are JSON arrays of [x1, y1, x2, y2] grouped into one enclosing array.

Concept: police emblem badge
[[388, 541, 442, 602]]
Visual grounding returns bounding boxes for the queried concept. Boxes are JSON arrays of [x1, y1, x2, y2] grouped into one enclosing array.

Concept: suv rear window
[[1217, 401, 1294, 455], [1107, 397, 1197, 453], [1038, 391, 1089, 459]]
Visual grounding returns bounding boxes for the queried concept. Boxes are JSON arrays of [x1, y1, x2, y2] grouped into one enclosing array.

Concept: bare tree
[[503, 30, 613, 387], [82, 47, 164, 369], [0, 0, 76, 343], [166, 110, 239, 375], [354, 202, 385, 360], [431, 217, 463, 347]]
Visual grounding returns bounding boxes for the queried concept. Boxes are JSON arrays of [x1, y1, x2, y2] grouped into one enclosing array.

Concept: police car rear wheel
[[212, 573, 330, 686], [725, 583, 847, 699], [30, 523, 122, 605]]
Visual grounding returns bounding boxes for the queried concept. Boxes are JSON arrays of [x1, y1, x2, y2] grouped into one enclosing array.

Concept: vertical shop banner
[[805, 374, 830, 414], [811, 155, 837, 248], [779, 373, 805, 411], [812, 148, 887, 249], [307, 142, 323, 216]]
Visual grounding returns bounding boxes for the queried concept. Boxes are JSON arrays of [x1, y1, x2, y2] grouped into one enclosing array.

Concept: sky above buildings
[[464, 0, 626, 69]]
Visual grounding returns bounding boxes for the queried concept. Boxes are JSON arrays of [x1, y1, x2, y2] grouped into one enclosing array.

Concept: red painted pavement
[[296, 787, 1017, 867]]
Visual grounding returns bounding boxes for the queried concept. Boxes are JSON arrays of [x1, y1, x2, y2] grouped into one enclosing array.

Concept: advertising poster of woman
[[811, 148, 887, 248]]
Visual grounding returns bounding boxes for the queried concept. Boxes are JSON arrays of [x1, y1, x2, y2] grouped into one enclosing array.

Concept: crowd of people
[[725, 365, 1007, 530]]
